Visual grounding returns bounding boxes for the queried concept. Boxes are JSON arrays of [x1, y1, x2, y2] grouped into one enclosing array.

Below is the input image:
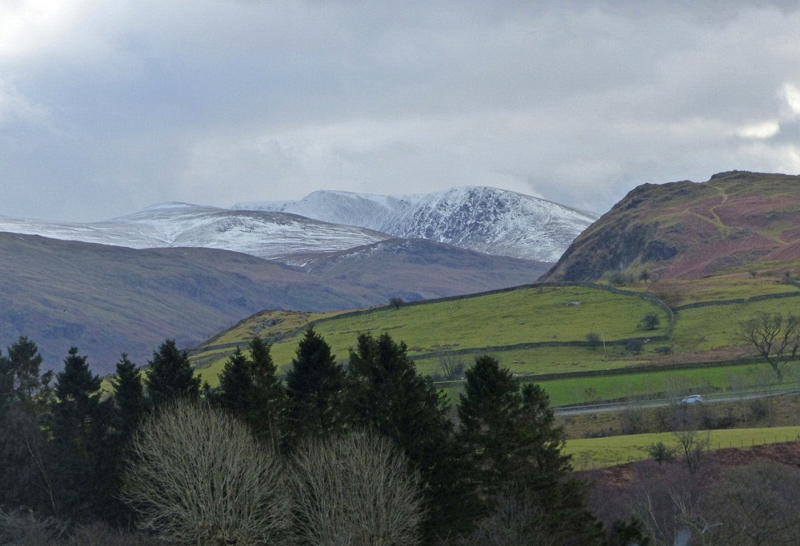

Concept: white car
[[681, 395, 703, 404]]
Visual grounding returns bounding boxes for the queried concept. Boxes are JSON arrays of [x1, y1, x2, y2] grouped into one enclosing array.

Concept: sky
[[1, 0, 800, 222]]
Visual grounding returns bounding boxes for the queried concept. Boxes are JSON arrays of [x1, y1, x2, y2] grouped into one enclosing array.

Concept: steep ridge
[[0, 232, 544, 373], [543, 171, 800, 281], [234, 186, 597, 262]]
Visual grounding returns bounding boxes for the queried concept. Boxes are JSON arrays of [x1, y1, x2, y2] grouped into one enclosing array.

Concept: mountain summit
[[543, 171, 800, 281], [234, 186, 597, 262]]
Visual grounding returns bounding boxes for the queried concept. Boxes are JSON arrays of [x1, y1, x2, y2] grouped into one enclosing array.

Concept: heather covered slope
[[543, 171, 800, 281], [0, 233, 544, 373]]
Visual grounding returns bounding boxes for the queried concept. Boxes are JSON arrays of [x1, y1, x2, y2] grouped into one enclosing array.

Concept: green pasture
[[661, 275, 798, 305], [564, 425, 800, 469], [193, 285, 668, 386], [412, 345, 645, 377], [670, 297, 800, 353], [435, 361, 799, 408], [536, 361, 800, 406]]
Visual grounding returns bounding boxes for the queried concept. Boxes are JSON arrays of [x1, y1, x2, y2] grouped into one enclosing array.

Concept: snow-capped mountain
[[0, 203, 389, 261], [234, 186, 597, 262]]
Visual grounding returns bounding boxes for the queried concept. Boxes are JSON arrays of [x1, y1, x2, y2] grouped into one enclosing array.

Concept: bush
[[0, 510, 67, 546], [389, 297, 404, 310], [122, 400, 292, 546], [585, 332, 601, 349], [625, 339, 644, 354], [653, 345, 672, 355], [638, 312, 661, 331], [290, 432, 423, 546], [646, 442, 675, 464]]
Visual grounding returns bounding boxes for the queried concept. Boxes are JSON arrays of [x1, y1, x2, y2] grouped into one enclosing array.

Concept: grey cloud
[[1, 1, 799, 221]]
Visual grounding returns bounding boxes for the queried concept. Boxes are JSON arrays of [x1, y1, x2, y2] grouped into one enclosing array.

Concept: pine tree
[[458, 355, 524, 491], [2, 336, 53, 414], [285, 327, 346, 444], [216, 339, 288, 449], [112, 353, 144, 443], [217, 348, 251, 415], [50, 347, 113, 521], [145, 339, 200, 408], [247, 337, 288, 449], [347, 332, 479, 540], [457, 355, 604, 545]]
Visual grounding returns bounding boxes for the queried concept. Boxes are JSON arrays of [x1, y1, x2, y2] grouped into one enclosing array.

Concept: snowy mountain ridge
[[0, 204, 389, 262], [234, 186, 598, 262]]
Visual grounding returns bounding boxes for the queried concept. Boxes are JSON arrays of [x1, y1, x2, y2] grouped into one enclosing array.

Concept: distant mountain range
[[543, 171, 800, 281], [235, 186, 598, 262], [0, 187, 596, 264], [0, 233, 547, 374]]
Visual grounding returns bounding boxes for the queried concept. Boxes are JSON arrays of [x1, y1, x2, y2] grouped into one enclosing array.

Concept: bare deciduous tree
[[290, 432, 423, 546], [738, 312, 800, 382], [703, 461, 800, 546], [672, 427, 710, 476], [452, 492, 558, 546], [122, 400, 292, 546]]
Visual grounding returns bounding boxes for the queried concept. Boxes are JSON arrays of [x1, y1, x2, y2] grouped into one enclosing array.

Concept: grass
[[194, 285, 668, 386], [534, 361, 800, 407], [670, 297, 800, 353], [564, 425, 800, 469]]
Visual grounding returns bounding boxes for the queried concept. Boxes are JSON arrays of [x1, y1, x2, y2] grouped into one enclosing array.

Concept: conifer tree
[[217, 339, 288, 448], [457, 355, 604, 545], [247, 337, 288, 448], [217, 348, 251, 415], [50, 347, 113, 521], [145, 339, 200, 408], [2, 336, 53, 414], [285, 327, 346, 444], [112, 353, 144, 443], [347, 332, 479, 540]]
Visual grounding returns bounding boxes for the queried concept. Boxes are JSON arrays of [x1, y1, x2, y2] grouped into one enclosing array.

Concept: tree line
[[0, 330, 607, 545]]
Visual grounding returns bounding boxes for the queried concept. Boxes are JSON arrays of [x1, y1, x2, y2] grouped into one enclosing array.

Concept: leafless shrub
[[436, 353, 466, 381], [703, 461, 800, 546], [618, 406, 646, 435], [451, 492, 557, 546], [0, 509, 67, 546], [289, 431, 423, 546], [672, 427, 710, 476], [67, 522, 148, 546], [122, 400, 292, 546]]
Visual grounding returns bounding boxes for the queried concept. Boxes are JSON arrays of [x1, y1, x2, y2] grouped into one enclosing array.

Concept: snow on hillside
[[0, 203, 389, 261], [235, 187, 597, 262]]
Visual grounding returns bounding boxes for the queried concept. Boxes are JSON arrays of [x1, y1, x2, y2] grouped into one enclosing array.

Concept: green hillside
[[190, 265, 800, 407], [192, 283, 670, 386]]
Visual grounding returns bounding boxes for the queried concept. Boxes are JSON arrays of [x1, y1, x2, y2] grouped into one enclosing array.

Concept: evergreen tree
[[217, 348, 251, 415], [50, 347, 114, 521], [247, 337, 288, 448], [2, 336, 53, 414], [216, 339, 288, 449], [347, 332, 480, 541], [457, 355, 604, 545], [0, 349, 12, 420], [145, 339, 200, 408], [0, 339, 54, 514], [112, 353, 144, 443], [285, 327, 346, 444]]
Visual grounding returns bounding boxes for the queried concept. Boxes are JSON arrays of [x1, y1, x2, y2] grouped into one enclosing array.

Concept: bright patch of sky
[[1, 0, 800, 221]]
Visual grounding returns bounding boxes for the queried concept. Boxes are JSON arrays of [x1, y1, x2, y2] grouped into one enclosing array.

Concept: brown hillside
[[543, 171, 800, 281]]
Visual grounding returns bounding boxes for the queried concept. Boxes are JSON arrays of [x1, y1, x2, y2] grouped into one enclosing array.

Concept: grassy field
[[194, 285, 669, 386], [670, 297, 800, 353], [188, 271, 800, 397], [564, 425, 800, 469]]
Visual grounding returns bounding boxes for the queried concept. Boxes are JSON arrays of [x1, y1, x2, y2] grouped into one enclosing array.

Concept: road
[[554, 387, 800, 416]]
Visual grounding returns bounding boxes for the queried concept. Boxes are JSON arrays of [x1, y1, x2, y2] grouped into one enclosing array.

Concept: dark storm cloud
[[1, 0, 799, 221]]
